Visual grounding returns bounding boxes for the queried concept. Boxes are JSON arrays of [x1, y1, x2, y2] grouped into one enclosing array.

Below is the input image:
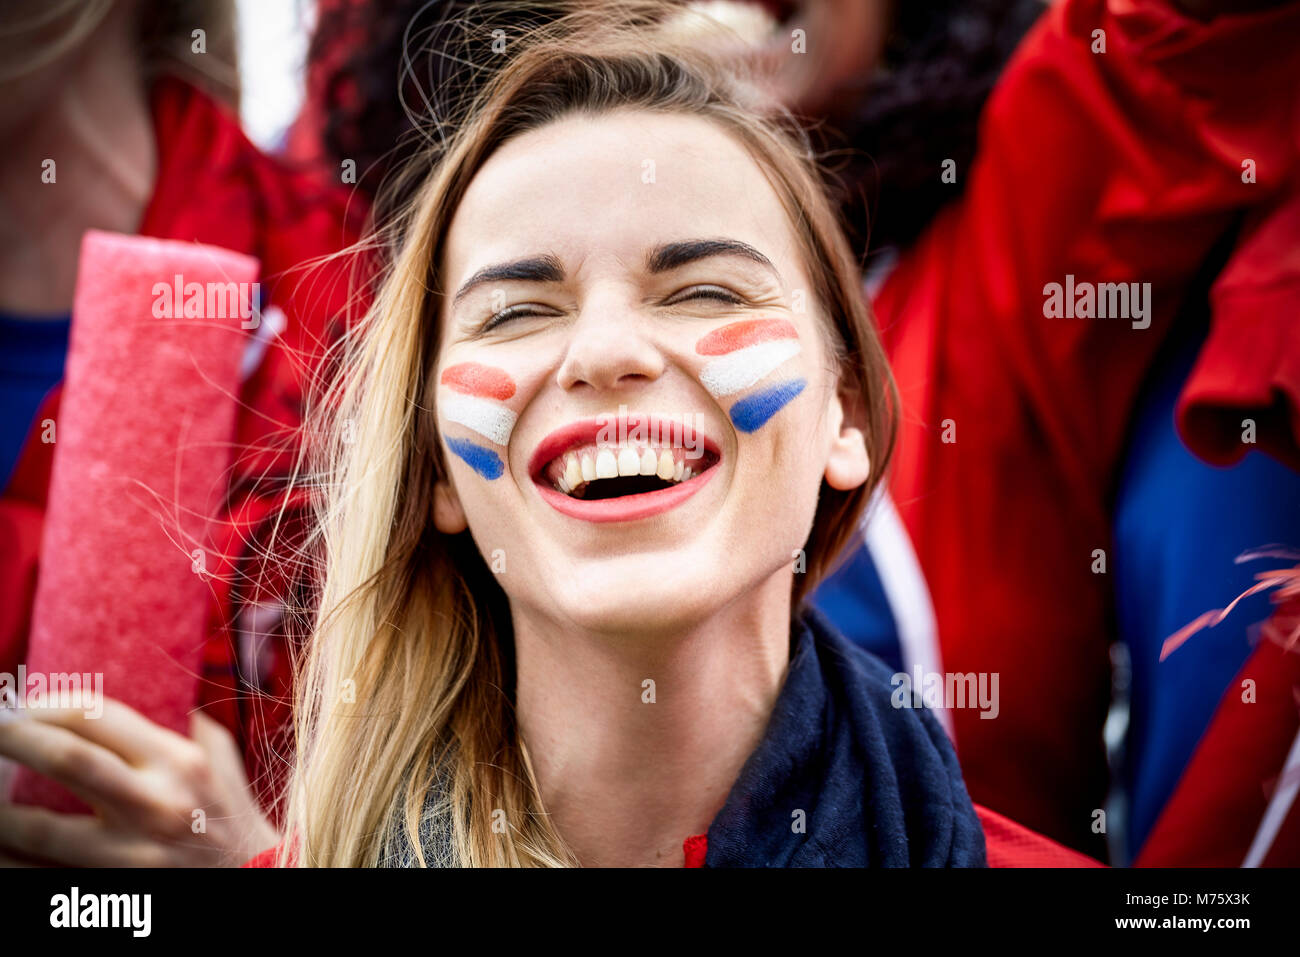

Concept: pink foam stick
[[10, 230, 259, 813]]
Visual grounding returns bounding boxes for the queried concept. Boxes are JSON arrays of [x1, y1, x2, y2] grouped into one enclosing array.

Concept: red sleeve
[[242, 843, 286, 868], [683, 833, 708, 868], [0, 500, 42, 676], [975, 804, 1105, 868], [0, 388, 63, 676], [877, 0, 1300, 855], [1177, 187, 1300, 471]]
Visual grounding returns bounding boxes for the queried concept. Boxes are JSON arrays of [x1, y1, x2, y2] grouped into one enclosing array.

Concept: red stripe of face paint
[[694, 318, 799, 356], [439, 362, 517, 400]]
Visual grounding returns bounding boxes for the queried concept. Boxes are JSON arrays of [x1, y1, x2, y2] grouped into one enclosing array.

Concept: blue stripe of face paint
[[446, 437, 504, 480], [729, 378, 807, 433]]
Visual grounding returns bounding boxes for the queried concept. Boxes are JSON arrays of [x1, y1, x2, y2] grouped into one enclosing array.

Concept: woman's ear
[[433, 475, 468, 533], [824, 389, 871, 492]]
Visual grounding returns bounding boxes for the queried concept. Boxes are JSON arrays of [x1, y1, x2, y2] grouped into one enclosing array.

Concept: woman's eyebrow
[[645, 238, 780, 279], [451, 253, 566, 306], [451, 238, 779, 307]]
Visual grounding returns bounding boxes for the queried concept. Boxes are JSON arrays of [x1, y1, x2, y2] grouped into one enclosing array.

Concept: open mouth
[[528, 414, 721, 522], [539, 444, 720, 498]]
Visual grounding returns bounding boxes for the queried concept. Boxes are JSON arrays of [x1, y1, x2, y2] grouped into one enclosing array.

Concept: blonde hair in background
[[0, 0, 115, 83], [281, 0, 898, 867], [0, 0, 238, 101]]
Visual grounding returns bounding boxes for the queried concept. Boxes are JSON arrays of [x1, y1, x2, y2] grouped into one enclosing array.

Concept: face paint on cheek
[[445, 436, 505, 480], [694, 319, 805, 432], [440, 362, 516, 400], [729, 378, 807, 433], [438, 362, 518, 480]]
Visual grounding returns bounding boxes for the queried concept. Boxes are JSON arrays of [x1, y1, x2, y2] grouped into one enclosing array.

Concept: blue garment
[[1114, 333, 1300, 859], [703, 605, 986, 866], [0, 312, 71, 489], [391, 606, 986, 867]]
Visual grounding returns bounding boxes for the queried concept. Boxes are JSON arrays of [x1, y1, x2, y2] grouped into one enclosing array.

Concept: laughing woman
[[272, 2, 987, 868]]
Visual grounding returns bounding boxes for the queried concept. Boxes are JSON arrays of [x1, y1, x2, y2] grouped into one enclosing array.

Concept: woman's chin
[[536, 554, 733, 638]]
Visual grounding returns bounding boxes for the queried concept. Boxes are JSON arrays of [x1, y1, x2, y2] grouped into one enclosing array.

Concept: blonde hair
[[281, 0, 898, 867]]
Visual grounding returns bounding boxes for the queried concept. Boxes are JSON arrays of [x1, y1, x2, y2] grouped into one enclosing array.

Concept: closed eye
[[480, 303, 557, 333], [480, 285, 746, 333], [665, 285, 746, 306]]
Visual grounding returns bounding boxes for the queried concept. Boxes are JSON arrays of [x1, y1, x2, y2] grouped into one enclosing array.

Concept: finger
[[190, 710, 242, 762], [0, 804, 169, 867], [190, 710, 259, 805], [20, 697, 197, 768], [0, 713, 157, 814], [190, 711, 260, 801], [0, 753, 16, 797]]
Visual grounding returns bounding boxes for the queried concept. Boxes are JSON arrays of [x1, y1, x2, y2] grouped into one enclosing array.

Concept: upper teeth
[[551, 445, 700, 496]]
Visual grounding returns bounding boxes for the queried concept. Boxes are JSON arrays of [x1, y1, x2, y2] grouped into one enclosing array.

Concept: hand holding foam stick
[[9, 230, 257, 813]]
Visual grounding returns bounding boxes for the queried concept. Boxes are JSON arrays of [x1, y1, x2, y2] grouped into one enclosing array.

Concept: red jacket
[[0, 75, 360, 820], [877, 0, 1300, 855]]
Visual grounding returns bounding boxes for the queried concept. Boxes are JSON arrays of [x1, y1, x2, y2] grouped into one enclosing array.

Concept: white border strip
[[1243, 726, 1300, 867], [864, 489, 952, 739], [441, 393, 517, 446], [700, 339, 801, 397]]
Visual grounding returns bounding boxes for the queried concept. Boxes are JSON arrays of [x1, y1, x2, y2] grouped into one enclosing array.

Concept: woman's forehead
[[441, 110, 804, 290]]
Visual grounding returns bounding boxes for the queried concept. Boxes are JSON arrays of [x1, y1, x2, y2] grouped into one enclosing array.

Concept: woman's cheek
[[693, 318, 806, 433], [437, 361, 522, 480]]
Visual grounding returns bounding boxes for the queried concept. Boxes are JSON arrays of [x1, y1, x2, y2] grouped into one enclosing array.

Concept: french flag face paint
[[695, 319, 806, 432], [439, 362, 518, 479]]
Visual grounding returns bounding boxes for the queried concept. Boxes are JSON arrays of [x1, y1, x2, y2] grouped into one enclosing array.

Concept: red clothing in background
[[877, 0, 1300, 854]]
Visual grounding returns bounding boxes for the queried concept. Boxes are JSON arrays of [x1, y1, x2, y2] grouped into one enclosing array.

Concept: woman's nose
[[555, 292, 666, 393]]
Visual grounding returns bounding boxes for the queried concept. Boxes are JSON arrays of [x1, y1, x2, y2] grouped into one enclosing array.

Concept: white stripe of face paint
[[440, 392, 518, 446], [699, 338, 801, 398]]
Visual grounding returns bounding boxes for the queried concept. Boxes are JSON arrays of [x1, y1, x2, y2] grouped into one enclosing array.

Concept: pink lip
[[535, 467, 717, 523], [529, 414, 721, 524]]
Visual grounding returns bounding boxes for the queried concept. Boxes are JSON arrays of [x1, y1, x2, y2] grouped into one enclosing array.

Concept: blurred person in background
[[785, 0, 1300, 865], [809, 0, 1300, 865], [0, 0, 358, 865]]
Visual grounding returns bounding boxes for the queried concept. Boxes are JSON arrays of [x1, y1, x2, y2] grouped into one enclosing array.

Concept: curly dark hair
[[307, 0, 1044, 254], [828, 0, 1045, 254], [307, 0, 568, 223]]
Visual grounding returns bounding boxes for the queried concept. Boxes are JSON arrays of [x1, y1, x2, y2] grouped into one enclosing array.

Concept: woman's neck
[[0, 7, 155, 315], [513, 570, 796, 867]]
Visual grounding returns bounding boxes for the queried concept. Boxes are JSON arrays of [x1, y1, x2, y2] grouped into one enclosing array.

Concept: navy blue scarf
[[702, 606, 988, 867], [390, 606, 987, 866]]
